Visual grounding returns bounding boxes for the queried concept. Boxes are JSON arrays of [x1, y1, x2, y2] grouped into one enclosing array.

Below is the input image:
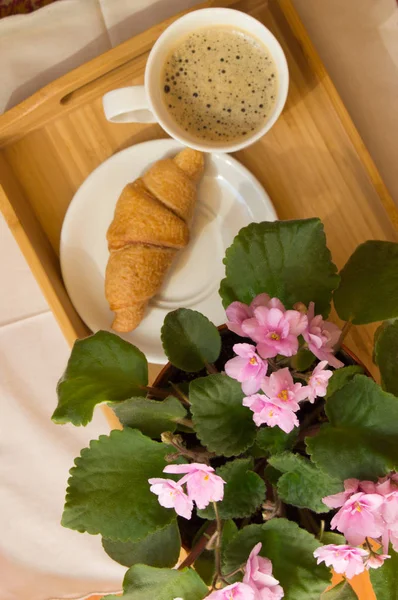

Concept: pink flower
[[243, 395, 299, 433], [225, 344, 268, 395], [303, 302, 343, 368], [330, 492, 385, 545], [365, 553, 390, 570], [164, 463, 225, 510], [357, 480, 379, 494], [226, 294, 285, 337], [242, 307, 307, 359], [375, 474, 398, 552], [323, 479, 360, 509], [207, 582, 256, 599], [384, 528, 398, 553], [243, 543, 284, 600], [226, 302, 253, 337], [261, 368, 305, 411], [381, 489, 398, 526], [313, 544, 368, 579], [301, 361, 333, 403], [148, 478, 193, 520]]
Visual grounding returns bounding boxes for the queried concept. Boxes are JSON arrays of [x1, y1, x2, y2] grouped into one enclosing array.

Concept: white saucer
[[60, 138, 277, 364]]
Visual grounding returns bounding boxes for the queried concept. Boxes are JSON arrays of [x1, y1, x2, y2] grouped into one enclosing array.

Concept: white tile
[[0, 216, 49, 326], [99, 0, 203, 46], [0, 0, 110, 112], [0, 311, 125, 597]]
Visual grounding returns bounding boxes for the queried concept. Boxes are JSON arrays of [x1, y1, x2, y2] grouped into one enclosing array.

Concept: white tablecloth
[[0, 1, 397, 599]]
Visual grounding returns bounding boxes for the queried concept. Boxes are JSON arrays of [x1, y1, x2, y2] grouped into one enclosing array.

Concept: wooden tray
[[1, 1, 394, 595], [1, 0, 397, 380]]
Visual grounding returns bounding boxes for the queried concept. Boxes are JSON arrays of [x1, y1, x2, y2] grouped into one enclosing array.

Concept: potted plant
[[53, 218, 398, 600]]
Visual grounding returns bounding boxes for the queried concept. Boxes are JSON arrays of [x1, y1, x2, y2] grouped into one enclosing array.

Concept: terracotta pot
[[153, 325, 375, 599]]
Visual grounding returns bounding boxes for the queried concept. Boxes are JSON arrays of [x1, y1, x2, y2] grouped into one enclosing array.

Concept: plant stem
[[254, 458, 267, 475], [162, 433, 215, 463], [178, 522, 217, 570], [205, 361, 218, 375], [211, 502, 224, 589], [291, 370, 309, 382], [318, 519, 325, 542], [334, 321, 353, 352], [176, 418, 194, 429], [170, 382, 191, 406], [142, 385, 170, 399], [262, 485, 282, 522], [222, 566, 245, 579], [275, 356, 291, 367]]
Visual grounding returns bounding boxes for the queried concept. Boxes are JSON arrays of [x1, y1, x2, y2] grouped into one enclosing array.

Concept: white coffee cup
[[103, 8, 289, 153]]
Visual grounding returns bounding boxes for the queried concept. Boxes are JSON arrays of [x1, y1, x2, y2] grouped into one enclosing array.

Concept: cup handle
[[102, 86, 157, 124]]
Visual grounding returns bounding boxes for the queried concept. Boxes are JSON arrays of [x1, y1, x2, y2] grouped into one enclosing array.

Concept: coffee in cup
[[162, 27, 277, 144], [102, 8, 289, 153]]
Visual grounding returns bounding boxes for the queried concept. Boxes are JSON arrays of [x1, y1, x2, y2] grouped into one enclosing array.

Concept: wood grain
[[0, 0, 396, 381], [1, 1, 392, 596]]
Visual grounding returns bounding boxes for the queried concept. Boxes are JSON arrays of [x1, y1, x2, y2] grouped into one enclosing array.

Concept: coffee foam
[[162, 27, 278, 143]]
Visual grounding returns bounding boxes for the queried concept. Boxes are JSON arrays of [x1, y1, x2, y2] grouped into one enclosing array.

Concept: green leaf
[[219, 279, 236, 308], [197, 458, 266, 519], [113, 396, 186, 438], [102, 520, 181, 568], [246, 441, 269, 458], [374, 320, 398, 396], [105, 565, 208, 600], [194, 550, 215, 585], [190, 374, 256, 457], [322, 581, 358, 599], [220, 219, 339, 317], [62, 429, 174, 542], [256, 427, 297, 455], [268, 452, 342, 513], [334, 241, 398, 324], [53, 331, 148, 426], [370, 546, 398, 600], [223, 518, 331, 599], [264, 464, 282, 485], [320, 532, 346, 546], [307, 375, 398, 479], [222, 519, 239, 552], [325, 366, 364, 399], [290, 348, 316, 371], [161, 309, 221, 372]]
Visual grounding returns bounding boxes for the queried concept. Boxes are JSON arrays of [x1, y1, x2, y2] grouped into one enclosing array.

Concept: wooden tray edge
[[0, 0, 396, 229], [278, 0, 397, 230]]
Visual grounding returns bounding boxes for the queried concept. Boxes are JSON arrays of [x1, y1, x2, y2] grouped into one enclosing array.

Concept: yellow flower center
[[270, 332, 280, 341], [249, 357, 257, 365], [355, 502, 362, 512], [278, 389, 289, 401], [204, 475, 210, 481]]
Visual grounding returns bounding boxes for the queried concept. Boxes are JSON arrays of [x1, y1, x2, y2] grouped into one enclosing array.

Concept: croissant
[[105, 148, 205, 332]]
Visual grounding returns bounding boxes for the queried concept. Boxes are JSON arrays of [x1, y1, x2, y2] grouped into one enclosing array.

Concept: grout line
[[0, 309, 51, 330], [96, 0, 113, 48]]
